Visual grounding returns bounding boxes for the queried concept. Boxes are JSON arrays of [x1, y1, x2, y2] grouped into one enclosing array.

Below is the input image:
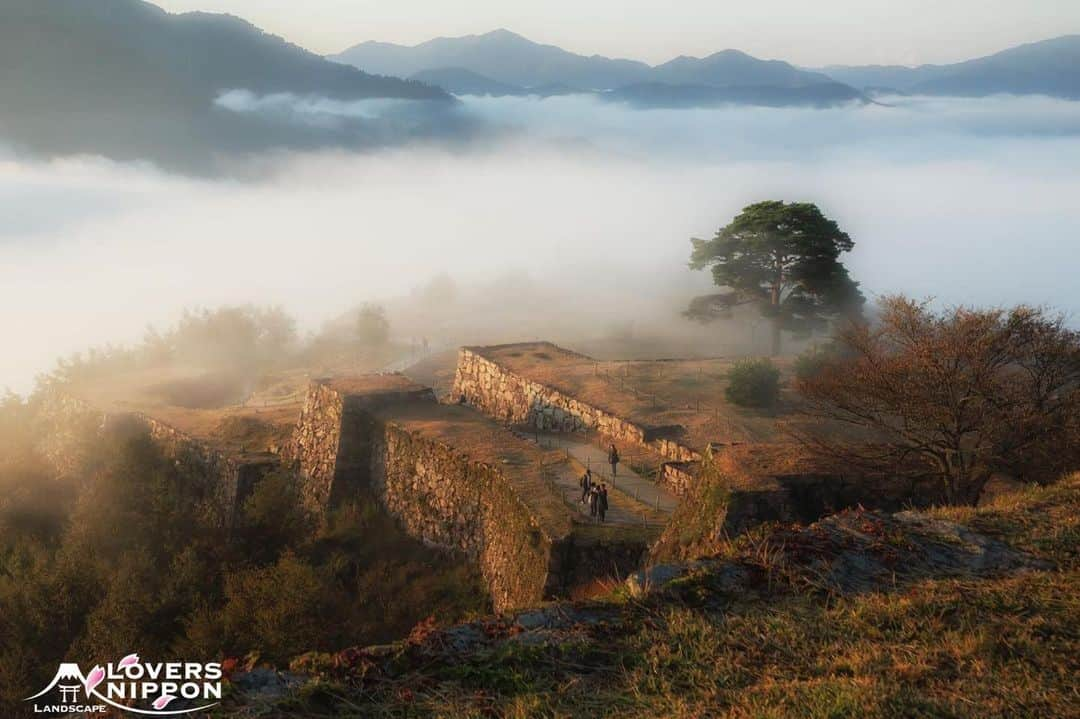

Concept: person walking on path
[[579, 469, 593, 503], [608, 444, 620, 478], [597, 483, 609, 522], [588, 485, 599, 518]]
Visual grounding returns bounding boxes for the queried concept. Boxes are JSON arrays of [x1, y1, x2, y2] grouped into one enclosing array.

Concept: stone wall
[[659, 461, 700, 497], [286, 377, 649, 612], [286, 379, 554, 610], [371, 422, 561, 611], [372, 421, 650, 610], [452, 347, 699, 462], [35, 391, 277, 528], [282, 379, 437, 512], [281, 381, 347, 511]]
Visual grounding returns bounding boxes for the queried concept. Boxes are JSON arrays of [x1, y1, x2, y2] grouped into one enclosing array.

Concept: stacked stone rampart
[[136, 415, 278, 527], [659, 461, 700, 497], [371, 422, 564, 611], [35, 391, 278, 528], [452, 347, 699, 462], [285, 375, 647, 611], [282, 378, 437, 512]]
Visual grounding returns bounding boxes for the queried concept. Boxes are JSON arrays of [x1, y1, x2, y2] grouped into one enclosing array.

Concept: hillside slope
[[653, 49, 833, 88], [822, 35, 1080, 98], [221, 475, 1079, 717], [0, 0, 450, 168], [409, 67, 527, 96]]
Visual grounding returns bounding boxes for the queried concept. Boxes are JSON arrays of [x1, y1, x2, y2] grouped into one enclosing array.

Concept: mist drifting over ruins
[[3, 93, 1080, 391], [5, 1, 1080, 715]]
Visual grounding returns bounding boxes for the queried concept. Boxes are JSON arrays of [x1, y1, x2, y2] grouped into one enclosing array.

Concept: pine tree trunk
[[770, 253, 783, 356]]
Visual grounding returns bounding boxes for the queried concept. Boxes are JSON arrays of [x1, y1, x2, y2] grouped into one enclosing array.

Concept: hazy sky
[[151, 0, 1079, 66]]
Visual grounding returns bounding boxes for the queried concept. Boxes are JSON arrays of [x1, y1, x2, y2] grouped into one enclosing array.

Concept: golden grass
[[470, 343, 865, 454], [243, 475, 1080, 718]]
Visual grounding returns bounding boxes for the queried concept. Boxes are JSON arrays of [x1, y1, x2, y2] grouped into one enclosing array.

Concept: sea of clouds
[[2, 93, 1079, 391]]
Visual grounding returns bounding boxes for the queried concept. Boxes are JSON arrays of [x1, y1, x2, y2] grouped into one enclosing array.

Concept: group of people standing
[[577, 445, 623, 522], [578, 468, 610, 521]]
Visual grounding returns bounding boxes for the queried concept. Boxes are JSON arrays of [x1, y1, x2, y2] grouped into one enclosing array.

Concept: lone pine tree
[[688, 201, 863, 355]]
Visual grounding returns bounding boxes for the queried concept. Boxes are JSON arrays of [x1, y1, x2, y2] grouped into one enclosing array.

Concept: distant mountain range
[[336, 29, 652, 90], [335, 30, 1080, 105], [2, 0, 1078, 168], [819, 35, 1080, 98], [0, 0, 452, 169], [333, 29, 862, 108]]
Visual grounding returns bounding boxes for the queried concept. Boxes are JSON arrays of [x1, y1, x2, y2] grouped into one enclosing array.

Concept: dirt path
[[546, 434, 680, 514], [517, 431, 677, 526]]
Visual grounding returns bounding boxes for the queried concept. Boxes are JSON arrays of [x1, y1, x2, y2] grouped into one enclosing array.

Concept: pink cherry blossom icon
[[84, 666, 105, 694], [118, 653, 140, 669], [152, 695, 177, 710]]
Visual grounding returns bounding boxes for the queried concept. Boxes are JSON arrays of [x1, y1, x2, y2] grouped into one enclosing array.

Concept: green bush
[[236, 470, 315, 564], [793, 347, 831, 382], [725, 359, 780, 408], [220, 553, 343, 665]]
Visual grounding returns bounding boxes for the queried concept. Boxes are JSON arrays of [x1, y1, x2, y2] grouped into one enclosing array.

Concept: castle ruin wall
[[452, 348, 699, 462]]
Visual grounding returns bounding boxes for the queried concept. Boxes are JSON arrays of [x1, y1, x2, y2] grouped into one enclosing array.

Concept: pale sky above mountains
[[152, 0, 1079, 66]]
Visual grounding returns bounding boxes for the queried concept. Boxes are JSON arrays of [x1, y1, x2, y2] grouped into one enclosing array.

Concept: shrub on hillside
[[793, 346, 832, 382], [797, 296, 1080, 505], [725, 359, 780, 408], [356, 303, 390, 347], [0, 397, 490, 693], [236, 470, 316, 565], [219, 553, 344, 665]]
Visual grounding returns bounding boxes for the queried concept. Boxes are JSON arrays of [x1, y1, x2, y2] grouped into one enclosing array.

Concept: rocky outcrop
[[635, 507, 1052, 597], [452, 346, 699, 462], [649, 445, 948, 563]]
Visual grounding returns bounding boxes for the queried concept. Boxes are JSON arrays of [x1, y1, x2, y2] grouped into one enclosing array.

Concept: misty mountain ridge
[[336, 29, 654, 90], [409, 67, 528, 97], [334, 29, 836, 90], [336, 29, 864, 108], [651, 49, 835, 88], [0, 0, 454, 170], [336, 29, 1080, 103], [820, 35, 1080, 98], [3, 1, 1078, 170]]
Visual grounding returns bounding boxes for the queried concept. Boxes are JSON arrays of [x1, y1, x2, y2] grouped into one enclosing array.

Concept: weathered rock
[[230, 669, 304, 702], [636, 506, 1051, 599], [625, 562, 697, 597]]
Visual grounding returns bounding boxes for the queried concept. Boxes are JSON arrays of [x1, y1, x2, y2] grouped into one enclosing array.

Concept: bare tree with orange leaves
[[796, 296, 1080, 505]]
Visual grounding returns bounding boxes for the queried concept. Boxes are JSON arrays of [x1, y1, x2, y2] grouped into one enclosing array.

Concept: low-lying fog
[[3, 94, 1080, 392]]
